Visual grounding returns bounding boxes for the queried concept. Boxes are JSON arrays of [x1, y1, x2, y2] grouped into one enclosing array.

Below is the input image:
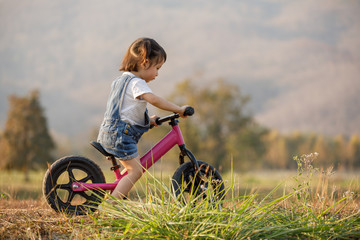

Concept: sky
[[1, 0, 359, 139]]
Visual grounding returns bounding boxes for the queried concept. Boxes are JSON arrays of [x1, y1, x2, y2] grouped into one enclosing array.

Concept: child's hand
[[150, 115, 159, 127], [179, 105, 190, 118]]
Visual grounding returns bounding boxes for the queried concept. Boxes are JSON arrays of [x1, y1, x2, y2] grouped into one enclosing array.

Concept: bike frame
[[72, 122, 187, 193]]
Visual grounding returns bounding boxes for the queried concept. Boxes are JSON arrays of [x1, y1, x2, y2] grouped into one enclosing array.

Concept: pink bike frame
[[72, 124, 185, 192]]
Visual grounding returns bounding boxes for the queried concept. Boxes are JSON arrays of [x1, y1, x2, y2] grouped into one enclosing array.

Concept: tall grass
[[78, 153, 360, 239]]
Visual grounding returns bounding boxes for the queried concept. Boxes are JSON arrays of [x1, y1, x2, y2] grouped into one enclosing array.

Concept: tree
[[331, 135, 347, 170], [311, 135, 331, 168], [0, 90, 55, 180], [263, 130, 289, 169], [170, 79, 267, 171], [347, 134, 360, 170]]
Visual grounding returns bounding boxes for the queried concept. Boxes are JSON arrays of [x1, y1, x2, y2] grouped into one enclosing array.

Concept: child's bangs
[[149, 48, 167, 66], [151, 55, 166, 66]]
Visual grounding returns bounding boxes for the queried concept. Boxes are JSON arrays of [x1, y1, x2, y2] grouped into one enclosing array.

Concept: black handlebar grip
[[184, 106, 195, 116]]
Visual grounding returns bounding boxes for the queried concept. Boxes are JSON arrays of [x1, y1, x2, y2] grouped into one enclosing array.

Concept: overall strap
[[118, 74, 135, 117]]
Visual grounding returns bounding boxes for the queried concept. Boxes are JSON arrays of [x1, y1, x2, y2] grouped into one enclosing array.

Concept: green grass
[[76, 154, 359, 239], [80, 172, 359, 239], [0, 170, 45, 199]]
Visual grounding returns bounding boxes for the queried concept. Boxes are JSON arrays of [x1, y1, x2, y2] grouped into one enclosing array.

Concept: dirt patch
[[0, 199, 91, 239]]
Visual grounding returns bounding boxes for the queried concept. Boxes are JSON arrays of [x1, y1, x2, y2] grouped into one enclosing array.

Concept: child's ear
[[141, 59, 150, 69]]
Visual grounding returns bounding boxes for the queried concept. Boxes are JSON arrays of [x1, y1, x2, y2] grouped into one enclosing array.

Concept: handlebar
[[153, 106, 194, 127]]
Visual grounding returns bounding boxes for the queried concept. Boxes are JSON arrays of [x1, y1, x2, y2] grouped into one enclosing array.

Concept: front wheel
[[43, 156, 106, 215], [172, 161, 225, 207]]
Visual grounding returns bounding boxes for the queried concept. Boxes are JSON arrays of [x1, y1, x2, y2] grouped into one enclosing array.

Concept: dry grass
[[0, 199, 91, 240]]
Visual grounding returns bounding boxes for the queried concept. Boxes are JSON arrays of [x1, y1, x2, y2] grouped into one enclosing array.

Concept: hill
[[0, 0, 359, 137]]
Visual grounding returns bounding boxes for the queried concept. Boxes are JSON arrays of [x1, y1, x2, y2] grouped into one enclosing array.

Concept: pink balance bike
[[43, 107, 225, 215]]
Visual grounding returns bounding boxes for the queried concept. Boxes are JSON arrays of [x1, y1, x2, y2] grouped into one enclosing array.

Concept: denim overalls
[[97, 73, 150, 160]]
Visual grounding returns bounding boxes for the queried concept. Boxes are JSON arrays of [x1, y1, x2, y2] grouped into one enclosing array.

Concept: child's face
[[139, 60, 164, 82]]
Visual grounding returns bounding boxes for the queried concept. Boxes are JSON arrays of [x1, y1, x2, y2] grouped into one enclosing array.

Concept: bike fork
[[179, 145, 204, 177]]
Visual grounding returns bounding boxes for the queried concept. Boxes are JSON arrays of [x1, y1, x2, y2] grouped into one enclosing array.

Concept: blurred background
[[1, 0, 360, 196]]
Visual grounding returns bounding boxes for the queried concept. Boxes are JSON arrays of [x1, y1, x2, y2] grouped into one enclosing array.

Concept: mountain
[[1, 0, 359, 138], [256, 65, 360, 135]]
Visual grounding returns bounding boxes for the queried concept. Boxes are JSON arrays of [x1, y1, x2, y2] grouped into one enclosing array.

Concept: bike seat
[[90, 141, 113, 157]]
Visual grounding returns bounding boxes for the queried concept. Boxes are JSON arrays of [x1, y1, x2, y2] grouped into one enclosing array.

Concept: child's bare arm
[[141, 92, 187, 117]]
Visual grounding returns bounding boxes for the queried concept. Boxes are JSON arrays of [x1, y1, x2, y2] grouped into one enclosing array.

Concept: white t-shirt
[[120, 72, 152, 126]]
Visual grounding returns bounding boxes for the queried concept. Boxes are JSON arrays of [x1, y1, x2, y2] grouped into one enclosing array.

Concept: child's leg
[[111, 155, 143, 199]]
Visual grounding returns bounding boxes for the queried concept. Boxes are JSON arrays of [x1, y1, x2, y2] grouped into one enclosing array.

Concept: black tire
[[43, 156, 106, 215], [172, 161, 225, 207]]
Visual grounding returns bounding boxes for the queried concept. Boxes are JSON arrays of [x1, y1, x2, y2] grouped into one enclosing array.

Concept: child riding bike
[[43, 38, 224, 215], [97, 37, 189, 201]]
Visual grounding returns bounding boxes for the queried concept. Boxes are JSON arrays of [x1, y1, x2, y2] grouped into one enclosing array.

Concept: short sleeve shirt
[[120, 72, 152, 126]]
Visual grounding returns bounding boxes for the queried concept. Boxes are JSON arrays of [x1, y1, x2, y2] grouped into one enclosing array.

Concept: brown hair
[[120, 38, 167, 72]]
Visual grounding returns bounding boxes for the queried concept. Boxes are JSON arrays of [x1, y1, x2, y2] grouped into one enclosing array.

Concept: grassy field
[[1, 158, 359, 239]]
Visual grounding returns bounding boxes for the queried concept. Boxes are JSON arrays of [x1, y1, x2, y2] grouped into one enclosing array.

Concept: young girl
[[97, 37, 188, 200]]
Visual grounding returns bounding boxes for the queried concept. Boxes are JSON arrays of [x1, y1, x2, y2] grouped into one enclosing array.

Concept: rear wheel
[[172, 161, 225, 207], [43, 156, 105, 215]]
